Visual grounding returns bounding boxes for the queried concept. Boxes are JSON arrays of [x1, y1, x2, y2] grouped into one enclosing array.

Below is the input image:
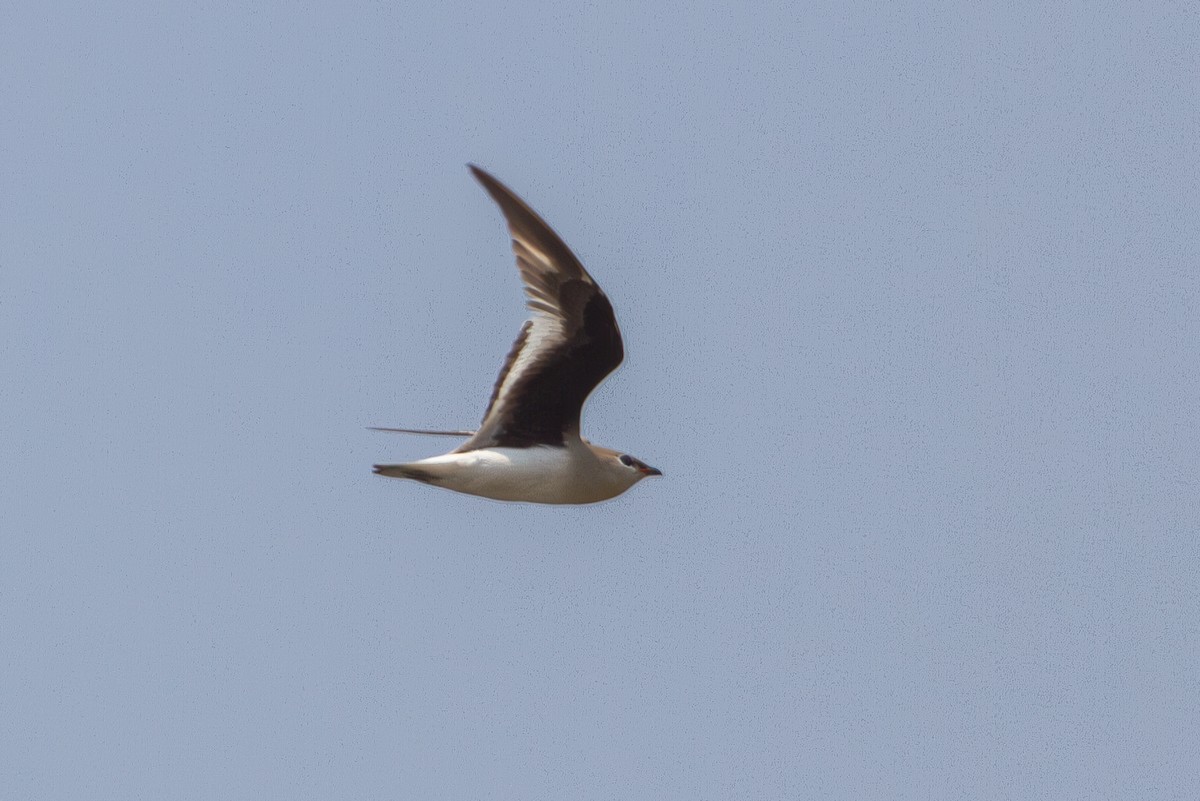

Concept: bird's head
[[613, 452, 663, 482]]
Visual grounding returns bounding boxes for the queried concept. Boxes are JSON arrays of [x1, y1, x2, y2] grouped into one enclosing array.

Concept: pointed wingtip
[[368, 426, 475, 437], [468, 163, 504, 196]]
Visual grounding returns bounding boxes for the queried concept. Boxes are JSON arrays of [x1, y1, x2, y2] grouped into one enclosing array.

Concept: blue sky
[[3, 2, 1198, 799]]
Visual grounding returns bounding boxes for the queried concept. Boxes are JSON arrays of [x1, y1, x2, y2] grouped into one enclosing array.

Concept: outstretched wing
[[456, 165, 623, 451], [368, 427, 476, 437]]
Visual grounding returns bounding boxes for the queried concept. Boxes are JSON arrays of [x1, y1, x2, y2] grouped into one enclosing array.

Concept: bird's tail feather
[[373, 464, 437, 483]]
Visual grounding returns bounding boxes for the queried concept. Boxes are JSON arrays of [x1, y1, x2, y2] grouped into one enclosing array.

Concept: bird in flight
[[372, 165, 661, 504]]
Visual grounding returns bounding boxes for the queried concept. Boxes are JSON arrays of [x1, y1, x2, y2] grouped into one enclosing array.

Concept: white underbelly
[[413, 446, 619, 504]]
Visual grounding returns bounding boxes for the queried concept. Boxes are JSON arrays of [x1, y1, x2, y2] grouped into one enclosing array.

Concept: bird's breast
[[416, 445, 623, 504]]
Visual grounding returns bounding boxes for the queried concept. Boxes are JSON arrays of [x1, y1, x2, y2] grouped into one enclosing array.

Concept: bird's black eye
[[619, 454, 634, 467]]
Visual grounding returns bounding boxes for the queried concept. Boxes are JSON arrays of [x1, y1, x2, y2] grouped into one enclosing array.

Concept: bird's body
[[376, 443, 643, 505], [373, 166, 660, 504]]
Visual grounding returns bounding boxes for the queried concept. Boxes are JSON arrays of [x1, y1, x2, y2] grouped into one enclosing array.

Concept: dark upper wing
[[456, 165, 624, 450]]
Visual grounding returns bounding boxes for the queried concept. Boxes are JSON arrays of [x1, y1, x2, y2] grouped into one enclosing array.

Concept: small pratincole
[[372, 165, 661, 504]]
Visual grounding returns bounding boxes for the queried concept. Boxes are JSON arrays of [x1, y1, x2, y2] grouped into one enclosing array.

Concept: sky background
[[3, 2, 1198, 799]]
